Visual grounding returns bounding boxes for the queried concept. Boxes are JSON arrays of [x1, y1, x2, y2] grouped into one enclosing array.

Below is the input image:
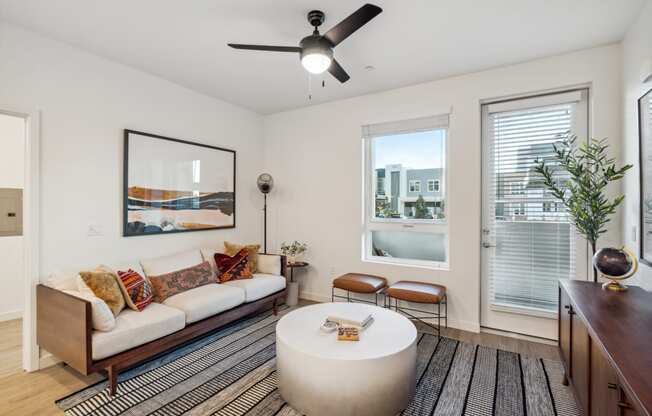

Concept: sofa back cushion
[[257, 254, 282, 275], [148, 261, 214, 303], [200, 246, 224, 274], [140, 249, 203, 278], [46, 272, 80, 291], [215, 249, 254, 283]]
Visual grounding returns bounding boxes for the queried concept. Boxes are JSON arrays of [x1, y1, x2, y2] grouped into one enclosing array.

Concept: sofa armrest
[[280, 255, 287, 278], [37, 284, 92, 374]]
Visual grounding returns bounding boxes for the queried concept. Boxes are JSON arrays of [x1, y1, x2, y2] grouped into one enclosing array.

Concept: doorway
[[0, 112, 26, 377], [480, 89, 590, 340]]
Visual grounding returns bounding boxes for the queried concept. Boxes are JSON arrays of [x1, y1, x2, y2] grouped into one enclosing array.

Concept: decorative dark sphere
[[257, 173, 274, 194], [593, 247, 634, 278]]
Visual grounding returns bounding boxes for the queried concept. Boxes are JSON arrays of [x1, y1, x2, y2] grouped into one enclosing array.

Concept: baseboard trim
[[299, 291, 331, 303], [38, 352, 61, 370], [0, 309, 22, 322], [480, 326, 557, 345], [299, 291, 481, 334]]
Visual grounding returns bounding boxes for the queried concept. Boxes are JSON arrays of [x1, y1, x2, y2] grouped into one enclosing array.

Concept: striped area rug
[[56, 307, 579, 416]]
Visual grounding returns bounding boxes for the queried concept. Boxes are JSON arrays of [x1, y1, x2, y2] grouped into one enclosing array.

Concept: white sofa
[[39, 247, 287, 389]]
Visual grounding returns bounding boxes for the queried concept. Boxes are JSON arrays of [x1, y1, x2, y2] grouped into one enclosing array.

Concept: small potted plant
[[280, 240, 308, 265]]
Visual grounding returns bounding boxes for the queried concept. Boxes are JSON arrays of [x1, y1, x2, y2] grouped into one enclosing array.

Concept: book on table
[[337, 327, 360, 341], [327, 312, 373, 329]]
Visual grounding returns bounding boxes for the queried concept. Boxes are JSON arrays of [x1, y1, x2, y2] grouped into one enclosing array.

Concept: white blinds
[[485, 94, 583, 312], [362, 114, 449, 138]]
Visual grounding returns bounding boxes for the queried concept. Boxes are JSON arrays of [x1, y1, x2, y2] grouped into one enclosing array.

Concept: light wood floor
[[0, 306, 559, 415]]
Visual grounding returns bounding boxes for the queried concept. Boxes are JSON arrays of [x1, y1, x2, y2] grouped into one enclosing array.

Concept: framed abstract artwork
[[639, 88, 652, 265], [123, 130, 236, 237]]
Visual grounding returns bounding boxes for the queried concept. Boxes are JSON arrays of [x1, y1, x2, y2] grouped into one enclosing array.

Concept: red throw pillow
[[116, 269, 153, 311], [215, 248, 253, 283]]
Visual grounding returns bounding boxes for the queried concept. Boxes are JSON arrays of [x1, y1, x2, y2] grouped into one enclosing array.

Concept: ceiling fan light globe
[[301, 53, 332, 74]]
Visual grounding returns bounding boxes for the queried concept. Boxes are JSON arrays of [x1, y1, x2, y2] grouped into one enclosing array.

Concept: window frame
[[408, 180, 421, 193], [362, 122, 450, 270]]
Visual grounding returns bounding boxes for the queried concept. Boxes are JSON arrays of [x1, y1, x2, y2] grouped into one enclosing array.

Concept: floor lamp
[[257, 173, 274, 253]]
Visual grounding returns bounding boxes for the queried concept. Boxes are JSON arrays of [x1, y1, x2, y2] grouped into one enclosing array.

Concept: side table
[[286, 261, 309, 306]]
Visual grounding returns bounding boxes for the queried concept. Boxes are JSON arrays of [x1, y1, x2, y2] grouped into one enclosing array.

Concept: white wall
[[0, 113, 25, 188], [0, 113, 25, 320], [264, 44, 623, 332], [622, 0, 652, 290], [0, 21, 265, 278]]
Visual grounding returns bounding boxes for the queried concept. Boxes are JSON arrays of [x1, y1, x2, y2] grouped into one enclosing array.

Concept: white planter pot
[[286, 281, 299, 306]]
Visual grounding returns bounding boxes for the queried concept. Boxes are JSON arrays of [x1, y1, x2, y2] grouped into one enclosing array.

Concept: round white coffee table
[[276, 302, 417, 416]]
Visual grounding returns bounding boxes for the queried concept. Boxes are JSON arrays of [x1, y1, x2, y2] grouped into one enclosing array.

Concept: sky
[[373, 129, 446, 170]]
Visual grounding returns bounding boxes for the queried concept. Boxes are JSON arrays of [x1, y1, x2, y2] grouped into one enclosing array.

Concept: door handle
[[482, 242, 496, 248], [607, 383, 618, 390]]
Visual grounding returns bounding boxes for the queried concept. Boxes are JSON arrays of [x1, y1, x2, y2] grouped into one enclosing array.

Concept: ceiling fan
[[228, 3, 382, 83]]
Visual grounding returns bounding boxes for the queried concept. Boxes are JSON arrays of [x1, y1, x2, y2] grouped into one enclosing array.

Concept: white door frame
[[479, 87, 591, 340], [1, 106, 41, 372]]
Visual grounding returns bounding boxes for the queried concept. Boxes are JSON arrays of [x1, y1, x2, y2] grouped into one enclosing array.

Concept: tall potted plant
[[534, 135, 632, 282]]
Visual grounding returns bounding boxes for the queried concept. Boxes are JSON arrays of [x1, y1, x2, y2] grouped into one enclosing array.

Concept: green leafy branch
[[534, 134, 632, 281]]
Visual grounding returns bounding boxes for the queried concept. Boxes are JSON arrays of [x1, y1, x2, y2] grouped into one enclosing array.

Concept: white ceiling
[[0, 0, 646, 114]]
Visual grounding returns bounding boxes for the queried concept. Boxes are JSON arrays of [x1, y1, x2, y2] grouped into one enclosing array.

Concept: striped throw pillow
[[116, 269, 153, 311]]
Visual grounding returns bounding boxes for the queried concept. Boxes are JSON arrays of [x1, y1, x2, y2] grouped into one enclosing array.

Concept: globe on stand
[[592, 247, 638, 292]]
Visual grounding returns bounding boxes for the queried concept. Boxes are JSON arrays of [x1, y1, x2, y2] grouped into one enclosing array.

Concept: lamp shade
[[257, 173, 274, 194]]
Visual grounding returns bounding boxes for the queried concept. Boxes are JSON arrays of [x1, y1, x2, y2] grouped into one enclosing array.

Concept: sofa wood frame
[[36, 260, 287, 396]]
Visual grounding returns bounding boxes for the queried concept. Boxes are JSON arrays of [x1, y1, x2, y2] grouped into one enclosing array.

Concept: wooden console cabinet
[[559, 280, 652, 416]]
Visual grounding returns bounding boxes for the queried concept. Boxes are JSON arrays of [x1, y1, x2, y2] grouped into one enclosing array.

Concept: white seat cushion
[[223, 273, 286, 302], [140, 249, 203, 277], [92, 303, 185, 360], [163, 284, 245, 324]]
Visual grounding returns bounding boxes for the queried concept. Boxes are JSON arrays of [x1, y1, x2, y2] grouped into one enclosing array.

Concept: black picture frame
[[123, 129, 236, 237], [638, 88, 652, 266]]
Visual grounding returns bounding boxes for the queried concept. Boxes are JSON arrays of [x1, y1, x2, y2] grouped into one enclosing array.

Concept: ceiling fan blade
[[328, 59, 350, 83], [228, 44, 301, 53], [323, 4, 382, 47]]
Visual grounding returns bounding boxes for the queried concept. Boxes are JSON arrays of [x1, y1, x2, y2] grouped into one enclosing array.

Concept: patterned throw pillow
[[79, 270, 126, 317], [224, 241, 260, 273], [148, 261, 214, 303], [116, 269, 153, 311], [215, 248, 254, 283]]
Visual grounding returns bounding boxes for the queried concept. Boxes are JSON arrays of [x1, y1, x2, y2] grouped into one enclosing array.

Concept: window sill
[[369, 218, 448, 226], [363, 256, 450, 271], [490, 303, 558, 319]]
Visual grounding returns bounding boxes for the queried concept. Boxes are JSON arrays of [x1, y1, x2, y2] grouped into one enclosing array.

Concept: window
[[363, 114, 449, 268], [427, 179, 440, 192], [409, 180, 421, 192], [482, 89, 588, 313]]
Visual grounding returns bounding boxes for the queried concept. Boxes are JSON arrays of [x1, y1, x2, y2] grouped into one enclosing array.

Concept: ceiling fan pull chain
[[308, 73, 312, 100]]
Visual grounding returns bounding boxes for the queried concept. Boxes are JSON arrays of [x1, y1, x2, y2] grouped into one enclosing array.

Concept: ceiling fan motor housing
[[299, 35, 333, 61]]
